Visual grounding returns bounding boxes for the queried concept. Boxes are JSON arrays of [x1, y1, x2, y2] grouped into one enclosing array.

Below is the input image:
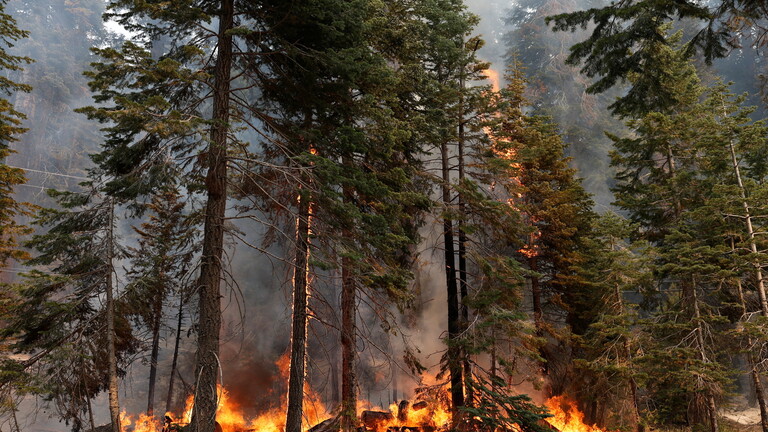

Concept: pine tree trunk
[[726, 126, 768, 432], [530, 256, 542, 328], [88, 395, 95, 432], [490, 327, 497, 381], [750, 358, 768, 432], [457, 77, 472, 406], [727, 133, 768, 316], [192, 1, 233, 431], [6, 393, 20, 432], [440, 138, 464, 418], [692, 281, 718, 432], [331, 358, 340, 405], [106, 200, 121, 432], [529, 255, 545, 376], [167, 292, 184, 414], [340, 254, 357, 432], [734, 274, 768, 432], [392, 361, 398, 403], [286, 193, 311, 432], [147, 302, 162, 416], [615, 335, 641, 431], [610, 255, 641, 432]]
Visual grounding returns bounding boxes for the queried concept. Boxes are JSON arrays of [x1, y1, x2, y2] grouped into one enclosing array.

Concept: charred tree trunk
[[392, 356, 398, 403], [341, 252, 357, 432], [167, 290, 185, 413], [528, 253, 546, 377], [147, 291, 163, 416], [457, 72, 472, 406], [191, 1, 233, 431], [286, 192, 311, 432], [167, 293, 184, 413], [331, 359, 340, 406], [106, 199, 121, 432], [441, 138, 464, 419]]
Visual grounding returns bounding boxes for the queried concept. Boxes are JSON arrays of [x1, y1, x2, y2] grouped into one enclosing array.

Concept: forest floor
[[721, 406, 762, 431]]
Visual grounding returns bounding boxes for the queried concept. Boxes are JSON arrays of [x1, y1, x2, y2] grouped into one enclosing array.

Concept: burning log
[[361, 410, 394, 430], [539, 420, 561, 431], [411, 401, 428, 411], [308, 414, 342, 432], [387, 427, 420, 432], [397, 401, 410, 422]]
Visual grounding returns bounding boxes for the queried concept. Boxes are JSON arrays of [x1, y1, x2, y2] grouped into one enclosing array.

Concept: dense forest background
[[1, 1, 768, 432]]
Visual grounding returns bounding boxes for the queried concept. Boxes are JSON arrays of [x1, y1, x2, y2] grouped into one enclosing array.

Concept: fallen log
[[308, 414, 342, 432], [397, 401, 410, 422], [361, 410, 394, 430]]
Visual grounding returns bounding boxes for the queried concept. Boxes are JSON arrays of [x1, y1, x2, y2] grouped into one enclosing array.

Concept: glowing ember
[[545, 396, 609, 432]]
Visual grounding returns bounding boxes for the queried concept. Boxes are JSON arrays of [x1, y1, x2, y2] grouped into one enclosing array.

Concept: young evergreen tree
[[124, 184, 197, 416], [576, 212, 652, 431], [692, 81, 768, 432], [3, 187, 138, 431], [0, 4, 34, 424], [607, 37, 740, 432], [0, 0, 33, 270]]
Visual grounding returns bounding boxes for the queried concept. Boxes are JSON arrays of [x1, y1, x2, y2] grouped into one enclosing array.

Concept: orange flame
[[122, 352, 329, 432], [485, 68, 501, 92], [545, 396, 609, 432]]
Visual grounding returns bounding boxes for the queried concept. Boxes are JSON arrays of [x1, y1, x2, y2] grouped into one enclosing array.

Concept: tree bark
[[88, 394, 95, 432], [147, 290, 163, 416], [340, 253, 357, 432], [106, 199, 121, 432], [167, 291, 184, 413], [286, 192, 311, 432], [440, 138, 464, 418], [457, 69, 472, 406], [613, 281, 640, 432], [692, 280, 718, 432], [191, 1, 233, 431], [528, 254, 547, 376]]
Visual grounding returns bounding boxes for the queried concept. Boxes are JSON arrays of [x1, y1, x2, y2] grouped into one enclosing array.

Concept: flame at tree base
[[120, 368, 608, 432], [544, 396, 609, 432]]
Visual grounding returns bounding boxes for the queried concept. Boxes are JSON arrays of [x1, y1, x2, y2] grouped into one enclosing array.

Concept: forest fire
[[358, 399, 451, 432], [121, 352, 329, 432], [119, 374, 607, 432], [544, 396, 608, 432]]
